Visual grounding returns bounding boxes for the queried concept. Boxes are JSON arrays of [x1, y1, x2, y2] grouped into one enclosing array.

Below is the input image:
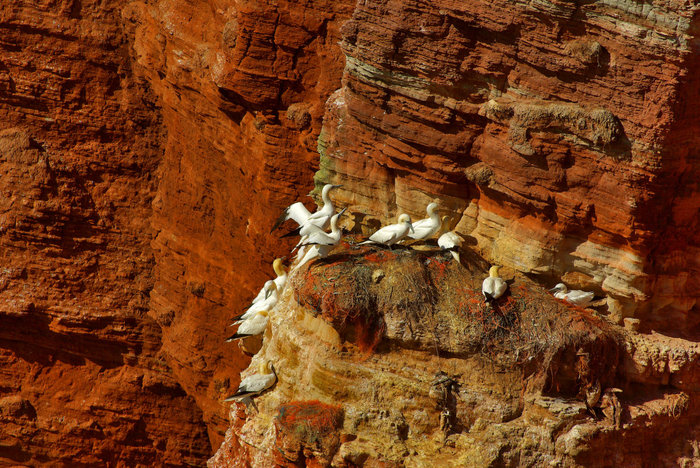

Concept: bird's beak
[[548, 287, 557, 292], [331, 184, 343, 189], [264, 288, 272, 299], [338, 207, 347, 217], [409, 222, 414, 233]]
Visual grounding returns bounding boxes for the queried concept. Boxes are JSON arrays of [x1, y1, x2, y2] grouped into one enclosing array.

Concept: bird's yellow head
[[272, 258, 287, 276], [441, 215, 451, 232], [488, 265, 501, 278]]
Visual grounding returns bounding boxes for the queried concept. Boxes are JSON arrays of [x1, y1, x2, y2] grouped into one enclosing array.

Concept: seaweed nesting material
[[292, 252, 384, 352], [275, 400, 344, 444]]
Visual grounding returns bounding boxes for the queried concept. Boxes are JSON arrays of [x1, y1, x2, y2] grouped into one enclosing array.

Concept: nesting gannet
[[226, 310, 269, 341], [293, 208, 346, 271], [361, 214, 414, 247], [293, 208, 346, 251], [407, 202, 441, 240], [231, 281, 278, 324], [437, 215, 462, 262], [549, 283, 594, 307], [247, 258, 288, 307], [438, 232, 462, 262], [224, 361, 277, 404], [271, 184, 342, 234], [482, 265, 507, 301]]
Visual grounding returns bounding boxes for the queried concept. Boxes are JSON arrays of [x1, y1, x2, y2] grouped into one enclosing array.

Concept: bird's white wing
[[407, 217, 440, 240], [287, 202, 312, 225], [569, 290, 594, 305], [482, 277, 494, 296], [302, 230, 337, 246], [438, 232, 462, 250], [369, 223, 400, 243], [250, 282, 272, 305], [238, 314, 269, 335], [493, 278, 508, 298], [273, 275, 287, 293], [226, 373, 276, 400]]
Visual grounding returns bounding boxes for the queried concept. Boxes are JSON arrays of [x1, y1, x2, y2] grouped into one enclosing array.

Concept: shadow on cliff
[[0, 308, 137, 368]]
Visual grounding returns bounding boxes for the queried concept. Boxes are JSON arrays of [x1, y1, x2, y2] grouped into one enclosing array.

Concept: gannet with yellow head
[[482, 265, 507, 302], [438, 216, 463, 262]]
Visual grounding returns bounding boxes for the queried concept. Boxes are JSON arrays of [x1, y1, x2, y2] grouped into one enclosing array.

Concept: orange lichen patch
[[275, 400, 344, 443]]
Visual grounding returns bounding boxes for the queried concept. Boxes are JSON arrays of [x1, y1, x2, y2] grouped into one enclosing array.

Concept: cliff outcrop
[[212, 246, 699, 466], [0, 0, 698, 466]]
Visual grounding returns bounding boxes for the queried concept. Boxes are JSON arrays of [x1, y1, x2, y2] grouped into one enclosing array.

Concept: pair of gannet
[[224, 361, 277, 406], [549, 283, 595, 307], [361, 214, 414, 247], [293, 208, 346, 271], [482, 266, 508, 302], [233, 280, 279, 324], [272, 184, 342, 236]]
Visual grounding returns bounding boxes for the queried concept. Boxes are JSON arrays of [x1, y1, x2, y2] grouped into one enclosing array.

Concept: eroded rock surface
[[212, 246, 699, 467], [316, 0, 700, 335], [1, 0, 699, 466]]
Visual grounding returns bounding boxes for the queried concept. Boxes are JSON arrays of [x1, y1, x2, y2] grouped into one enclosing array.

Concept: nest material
[[291, 244, 622, 392]]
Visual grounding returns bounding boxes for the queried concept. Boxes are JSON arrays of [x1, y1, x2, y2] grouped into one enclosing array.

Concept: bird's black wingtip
[[280, 227, 302, 239], [270, 207, 290, 233], [223, 391, 254, 402], [225, 333, 249, 342]]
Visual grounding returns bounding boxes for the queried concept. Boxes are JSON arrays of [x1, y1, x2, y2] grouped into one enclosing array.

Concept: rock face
[[211, 246, 700, 466], [1, 0, 351, 464], [317, 0, 700, 335], [0, 0, 699, 466]]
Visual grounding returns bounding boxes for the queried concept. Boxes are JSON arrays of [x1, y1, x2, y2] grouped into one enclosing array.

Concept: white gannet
[[549, 283, 594, 307], [437, 215, 462, 262], [407, 202, 441, 240], [361, 213, 414, 247], [272, 184, 342, 234], [293, 208, 346, 271], [247, 258, 287, 307], [226, 310, 269, 341], [438, 232, 462, 262], [231, 281, 278, 324], [224, 361, 277, 404], [482, 265, 507, 302]]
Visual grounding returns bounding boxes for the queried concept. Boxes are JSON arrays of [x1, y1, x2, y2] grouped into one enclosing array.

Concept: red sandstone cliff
[[0, 0, 698, 466]]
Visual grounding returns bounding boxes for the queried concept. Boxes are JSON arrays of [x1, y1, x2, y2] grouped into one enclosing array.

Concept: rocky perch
[[210, 244, 699, 467]]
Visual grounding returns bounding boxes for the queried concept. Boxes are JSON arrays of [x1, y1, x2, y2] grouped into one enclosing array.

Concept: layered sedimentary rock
[[1, 0, 699, 465], [212, 246, 700, 466], [317, 0, 700, 335]]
